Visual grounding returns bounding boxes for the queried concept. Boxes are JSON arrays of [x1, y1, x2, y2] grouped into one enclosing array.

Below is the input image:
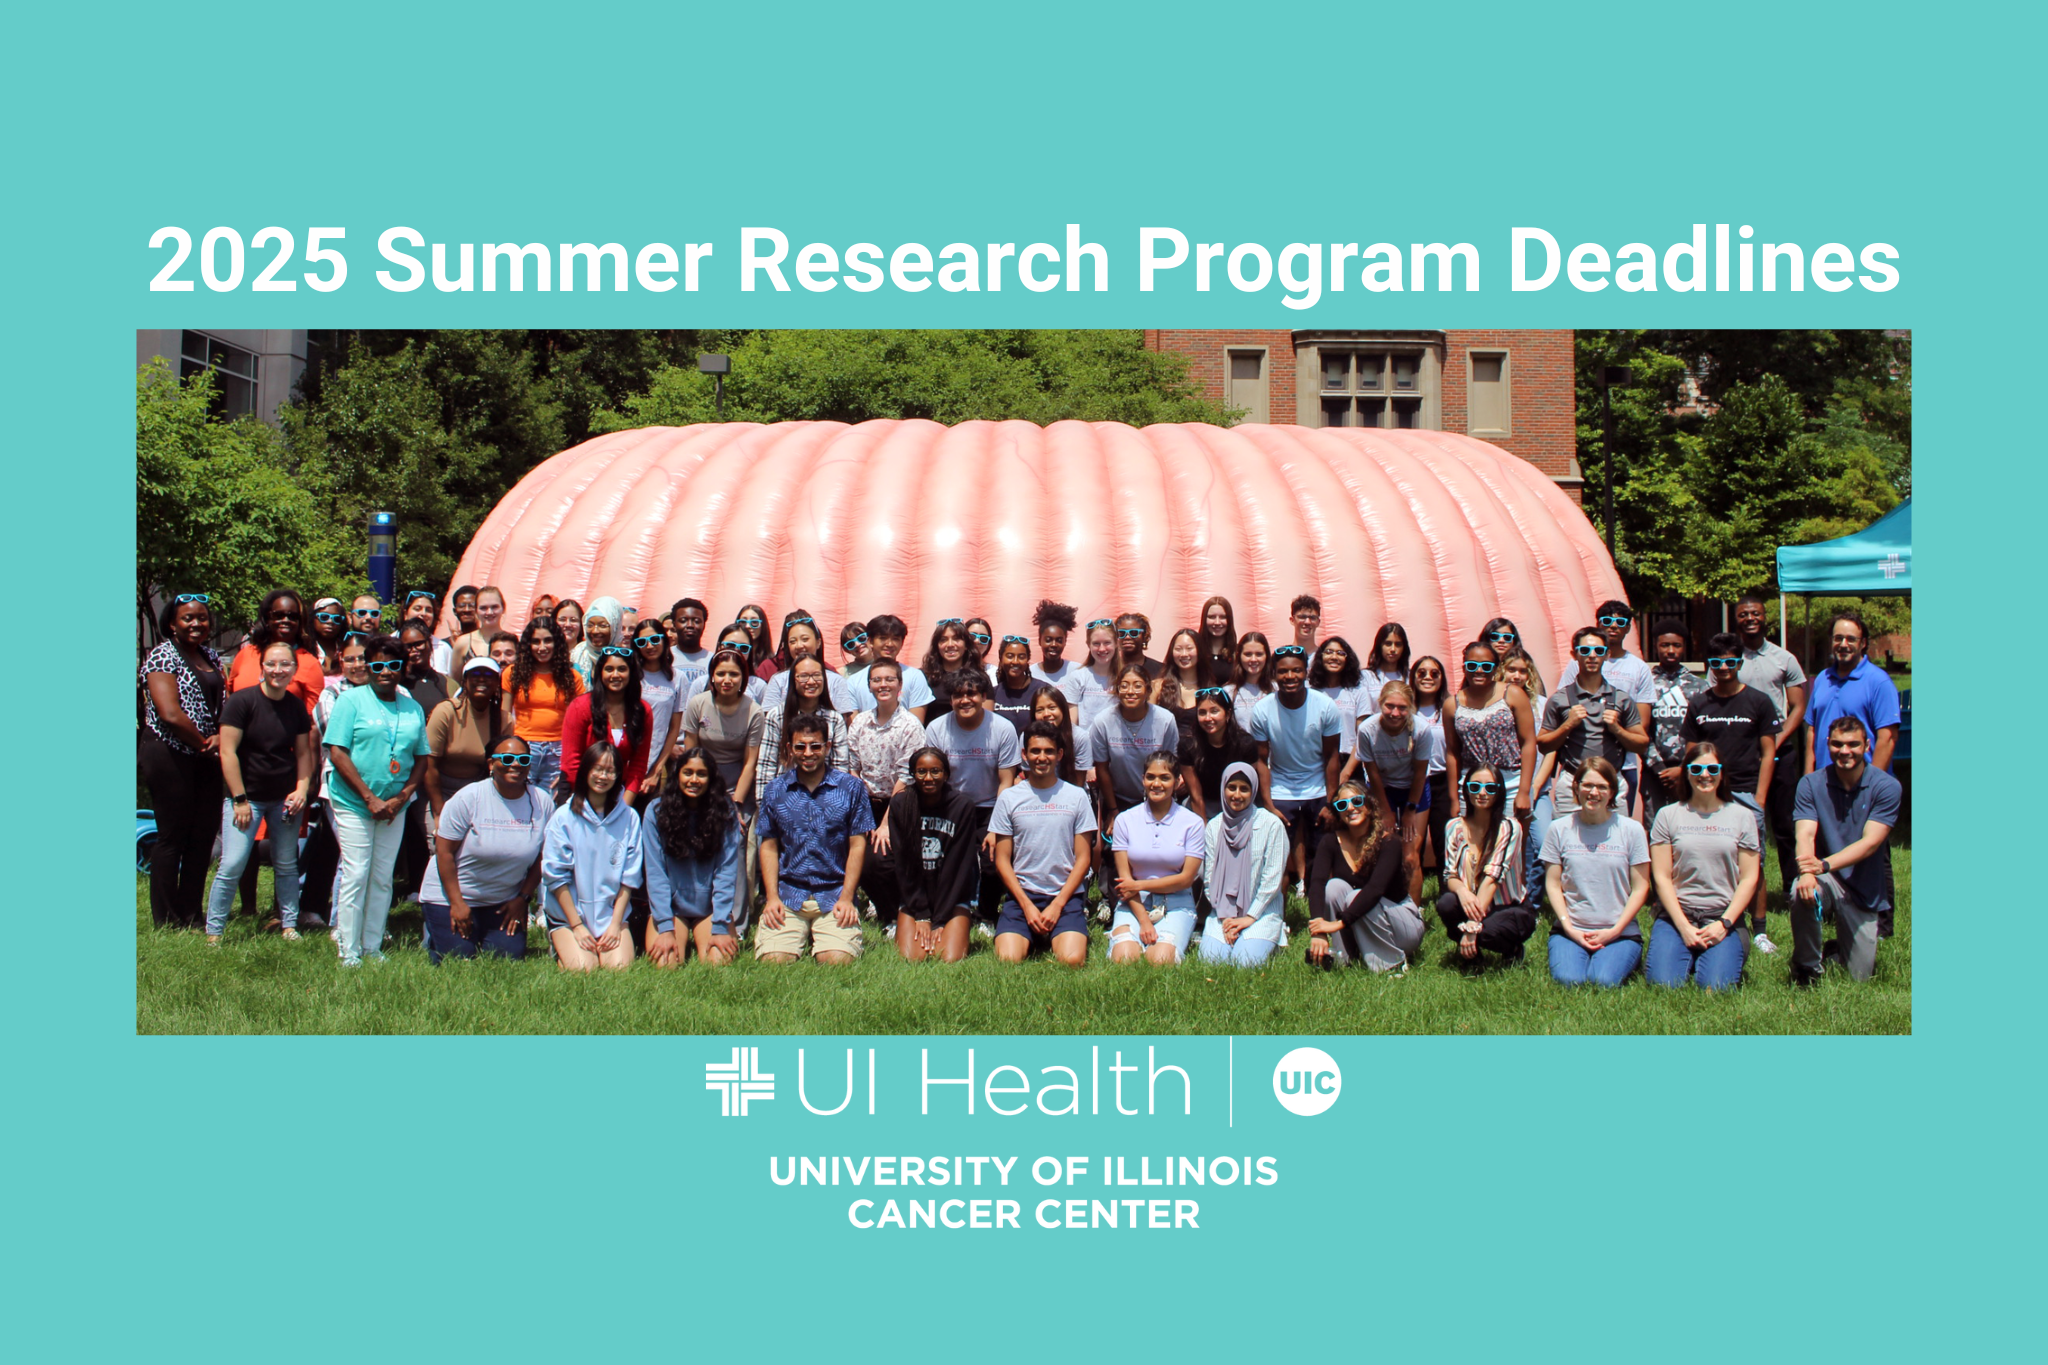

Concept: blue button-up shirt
[[756, 765, 875, 897]]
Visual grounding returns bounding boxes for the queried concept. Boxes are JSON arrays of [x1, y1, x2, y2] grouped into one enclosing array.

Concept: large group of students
[[139, 581, 1904, 989]]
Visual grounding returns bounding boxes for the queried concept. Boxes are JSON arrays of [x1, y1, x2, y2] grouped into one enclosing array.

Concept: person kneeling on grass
[[1788, 715, 1901, 987], [991, 721, 1097, 966], [1197, 762, 1289, 967], [640, 748, 746, 967], [1540, 757, 1650, 987], [541, 740, 645, 972], [1645, 741, 1759, 991], [1304, 779, 1422, 971], [1435, 763, 1535, 967], [755, 714, 872, 965], [420, 736, 549, 964], [1108, 750, 1205, 965], [886, 747, 981, 964]]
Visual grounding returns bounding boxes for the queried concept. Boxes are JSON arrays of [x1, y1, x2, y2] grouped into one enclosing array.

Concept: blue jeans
[[1645, 917, 1746, 991], [205, 798, 301, 935], [1547, 932, 1641, 987], [528, 741, 563, 802], [1525, 787, 1555, 898], [422, 899, 530, 964]]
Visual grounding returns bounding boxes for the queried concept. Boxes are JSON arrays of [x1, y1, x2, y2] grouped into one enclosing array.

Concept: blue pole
[[367, 511, 397, 604]]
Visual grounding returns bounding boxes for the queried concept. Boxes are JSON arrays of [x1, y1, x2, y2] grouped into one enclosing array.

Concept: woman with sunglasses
[[1159, 628, 1207, 747], [1644, 741, 1759, 991], [681, 649, 764, 812], [884, 746, 981, 963], [1480, 617, 1546, 699], [1540, 756, 1651, 987], [1304, 779, 1421, 971], [988, 634, 1053, 734], [1198, 596, 1239, 688], [640, 747, 745, 967], [141, 594, 226, 931], [631, 617, 687, 786], [1056, 617, 1121, 733], [1231, 631, 1275, 732], [921, 618, 982, 713], [964, 618, 996, 675], [419, 735, 548, 964], [560, 644, 653, 804], [760, 611, 860, 715], [1533, 626, 1648, 892], [1198, 762, 1290, 967], [310, 597, 349, 674], [300, 633, 371, 931], [226, 591, 327, 713], [1444, 642, 1538, 823], [1343, 680, 1439, 903], [731, 603, 774, 681], [451, 586, 507, 672], [1111, 612, 1164, 694], [685, 624, 772, 706], [510, 618, 584, 802], [1186, 687, 1262, 822], [755, 654, 849, 789], [1310, 635, 1368, 768], [324, 634, 431, 966], [540, 740, 645, 971], [1363, 622, 1411, 700], [400, 589, 453, 676], [1409, 656, 1453, 886], [1436, 763, 1534, 965]]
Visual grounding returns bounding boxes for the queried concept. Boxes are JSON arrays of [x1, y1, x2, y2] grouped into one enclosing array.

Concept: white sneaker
[[884, 922, 897, 940], [1754, 932, 1778, 955], [974, 922, 995, 941]]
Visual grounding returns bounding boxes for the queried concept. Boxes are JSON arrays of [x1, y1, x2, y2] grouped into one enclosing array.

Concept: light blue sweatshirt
[[638, 796, 745, 931], [540, 796, 644, 934]]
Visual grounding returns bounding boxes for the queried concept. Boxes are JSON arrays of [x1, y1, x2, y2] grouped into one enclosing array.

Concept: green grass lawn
[[136, 849, 1911, 1036]]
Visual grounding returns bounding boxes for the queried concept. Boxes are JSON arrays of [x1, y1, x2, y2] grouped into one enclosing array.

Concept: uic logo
[[1272, 1047, 1341, 1116], [706, 1047, 776, 1116]]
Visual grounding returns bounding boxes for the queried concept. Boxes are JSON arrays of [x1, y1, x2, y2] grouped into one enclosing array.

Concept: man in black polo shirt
[[1790, 716, 1902, 985], [1679, 632, 1779, 940]]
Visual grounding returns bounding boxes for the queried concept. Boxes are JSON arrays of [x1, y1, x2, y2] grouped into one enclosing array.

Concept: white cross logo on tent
[[1879, 553, 1904, 580], [706, 1047, 775, 1116]]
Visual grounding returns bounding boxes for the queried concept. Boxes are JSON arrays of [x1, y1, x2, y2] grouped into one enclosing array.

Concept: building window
[[1227, 348, 1269, 423], [1316, 347, 1427, 428], [180, 330, 259, 419], [1467, 350, 1510, 436]]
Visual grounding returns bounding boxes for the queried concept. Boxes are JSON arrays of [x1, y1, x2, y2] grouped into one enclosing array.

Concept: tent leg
[[1780, 595, 1787, 646]]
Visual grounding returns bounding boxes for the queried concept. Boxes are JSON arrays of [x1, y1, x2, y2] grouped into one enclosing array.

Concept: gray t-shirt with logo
[[1649, 801, 1759, 922], [989, 779, 1098, 900]]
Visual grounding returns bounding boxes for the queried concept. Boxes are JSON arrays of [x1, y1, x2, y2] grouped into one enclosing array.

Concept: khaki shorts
[[753, 896, 865, 960]]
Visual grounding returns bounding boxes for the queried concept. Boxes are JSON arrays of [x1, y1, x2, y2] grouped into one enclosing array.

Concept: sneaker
[[281, 928, 302, 942], [528, 910, 546, 930], [1753, 933, 1777, 955], [339, 955, 362, 969], [365, 949, 388, 963], [974, 922, 995, 941], [884, 922, 898, 940]]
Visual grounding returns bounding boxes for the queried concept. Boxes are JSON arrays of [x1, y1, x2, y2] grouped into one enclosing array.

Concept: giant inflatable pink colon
[[448, 420, 1622, 684]]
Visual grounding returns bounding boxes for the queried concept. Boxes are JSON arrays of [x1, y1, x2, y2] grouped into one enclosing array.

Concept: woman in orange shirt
[[510, 617, 584, 801], [226, 591, 327, 715]]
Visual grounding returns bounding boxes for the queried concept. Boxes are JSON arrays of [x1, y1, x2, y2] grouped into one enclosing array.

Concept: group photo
[[135, 326, 1913, 1034]]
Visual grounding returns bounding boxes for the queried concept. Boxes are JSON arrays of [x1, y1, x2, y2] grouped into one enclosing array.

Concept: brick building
[[1144, 329, 1583, 499]]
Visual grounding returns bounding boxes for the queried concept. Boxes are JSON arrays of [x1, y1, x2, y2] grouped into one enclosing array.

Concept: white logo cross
[[1879, 552, 1905, 580], [705, 1046, 776, 1116]]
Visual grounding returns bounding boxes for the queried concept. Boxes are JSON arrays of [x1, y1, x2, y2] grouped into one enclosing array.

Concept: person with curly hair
[[509, 616, 584, 800], [1303, 778, 1420, 972]]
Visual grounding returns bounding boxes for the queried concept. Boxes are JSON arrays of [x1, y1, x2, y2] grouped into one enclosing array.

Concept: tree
[[136, 360, 347, 644], [591, 329, 1235, 430]]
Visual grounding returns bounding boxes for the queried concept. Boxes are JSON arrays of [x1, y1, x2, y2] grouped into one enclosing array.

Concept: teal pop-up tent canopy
[[1776, 498, 1912, 595]]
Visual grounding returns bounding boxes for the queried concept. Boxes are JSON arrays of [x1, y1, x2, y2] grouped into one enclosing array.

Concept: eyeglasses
[[1487, 630, 1516, 644], [1597, 614, 1632, 627], [1273, 645, 1307, 658], [314, 611, 345, 624], [599, 645, 633, 658], [843, 631, 869, 649], [366, 659, 404, 675], [1574, 643, 1610, 657], [1463, 659, 1496, 673], [1330, 796, 1369, 813], [340, 630, 371, 644], [406, 590, 436, 603], [1087, 618, 1113, 629], [1705, 656, 1741, 670], [1463, 781, 1502, 795], [173, 593, 212, 605], [1685, 762, 1723, 776], [493, 753, 534, 768]]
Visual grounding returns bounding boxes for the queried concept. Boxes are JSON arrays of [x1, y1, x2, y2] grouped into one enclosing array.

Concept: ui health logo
[[1272, 1047, 1341, 1116], [706, 1047, 775, 1116]]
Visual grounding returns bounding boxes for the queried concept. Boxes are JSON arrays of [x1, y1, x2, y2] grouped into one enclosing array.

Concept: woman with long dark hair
[[560, 645, 653, 804], [1310, 634, 1368, 767], [1198, 596, 1238, 687], [226, 590, 327, 712], [920, 617, 982, 711], [1303, 778, 1421, 972], [640, 747, 744, 966], [1435, 762, 1535, 966], [1032, 685, 1089, 789], [1444, 641, 1538, 822], [1409, 655, 1453, 885], [1159, 628, 1206, 745], [631, 614, 686, 784], [756, 654, 850, 787], [510, 616, 584, 801], [140, 593, 225, 930], [734, 603, 774, 681], [681, 648, 764, 811], [1481, 616, 1547, 698], [885, 746, 982, 963], [1108, 750, 1206, 966], [684, 624, 771, 706], [1186, 687, 1262, 821], [1231, 631, 1275, 732], [1364, 622, 1411, 700], [541, 739, 645, 971]]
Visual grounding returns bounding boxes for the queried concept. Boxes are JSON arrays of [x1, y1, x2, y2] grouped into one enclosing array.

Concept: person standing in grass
[[632, 615, 687, 787], [1309, 635, 1368, 768], [1595, 600, 1657, 816], [1789, 716, 1901, 987], [509, 618, 584, 802], [1304, 778, 1420, 972], [1408, 656, 1453, 889], [1197, 763, 1289, 967], [846, 659, 928, 924], [1533, 626, 1649, 893], [140, 593, 226, 931], [1436, 764, 1534, 966], [205, 640, 315, 945], [325, 634, 431, 967], [541, 740, 645, 972], [1108, 750, 1206, 965], [1733, 590, 1808, 916], [990, 722, 1097, 967], [886, 747, 982, 964], [1540, 757, 1651, 988], [1642, 621, 1706, 828], [754, 714, 873, 965], [419, 735, 549, 964], [640, 748, 746, 967], [1248, 645, 1342, 890], [1679, 633, 1779, 939], [1185, 688, 1263, 822], [1057, 618, 1121, 733], [1645, 742, 1758, 991]]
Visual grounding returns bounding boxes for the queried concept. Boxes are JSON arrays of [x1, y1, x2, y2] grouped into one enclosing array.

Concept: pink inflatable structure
[[446, 420, 1622, 684]]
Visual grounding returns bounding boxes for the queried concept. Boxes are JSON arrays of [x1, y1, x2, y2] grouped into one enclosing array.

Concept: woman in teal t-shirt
[[325, 634, 431, 967]]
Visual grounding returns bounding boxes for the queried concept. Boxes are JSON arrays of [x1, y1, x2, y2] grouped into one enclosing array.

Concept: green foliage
[[135, 361, 349, 642], [593, 329, 1235, 431]]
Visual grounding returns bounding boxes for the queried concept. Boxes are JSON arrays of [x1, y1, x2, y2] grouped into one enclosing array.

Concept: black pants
[[860, 794, 902, 918], [1422, 773, 1453, 875], [138, 734, 221, 929], [297, 800, 340, 924], [1435, 890, 1537, 956], [1766, 731, 1803, 902], [396, 796, 432, 904]]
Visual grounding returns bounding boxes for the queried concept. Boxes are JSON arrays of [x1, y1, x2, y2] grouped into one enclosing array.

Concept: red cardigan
[[557, 692, 654, 792]]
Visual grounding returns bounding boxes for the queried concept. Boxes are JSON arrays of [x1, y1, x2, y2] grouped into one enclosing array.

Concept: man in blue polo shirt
[[755, 713, 873, 965], [1804, 611, 1900, 773], [1790, 716, 1901, 986]]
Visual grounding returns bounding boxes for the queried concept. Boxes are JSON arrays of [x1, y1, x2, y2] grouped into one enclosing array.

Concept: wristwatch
[[231, 793, 249, 805]]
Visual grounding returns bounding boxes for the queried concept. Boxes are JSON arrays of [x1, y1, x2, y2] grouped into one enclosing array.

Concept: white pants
[[331, 800, 408, 961]]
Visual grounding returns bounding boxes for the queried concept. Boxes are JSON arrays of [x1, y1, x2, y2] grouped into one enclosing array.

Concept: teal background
[[2, 2, 2029, 1360]]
